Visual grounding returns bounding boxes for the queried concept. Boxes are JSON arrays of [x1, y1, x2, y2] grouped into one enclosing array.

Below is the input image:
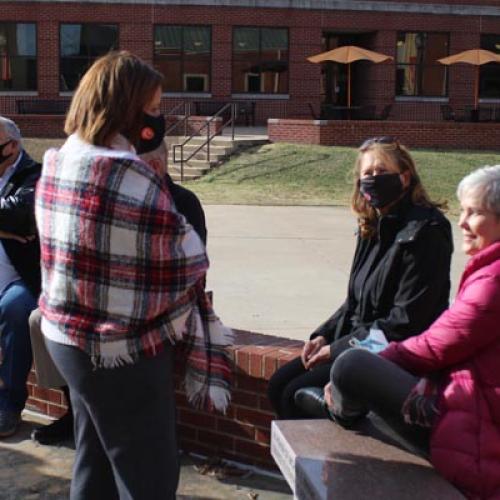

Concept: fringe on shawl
[[180, 294, 234, 413]]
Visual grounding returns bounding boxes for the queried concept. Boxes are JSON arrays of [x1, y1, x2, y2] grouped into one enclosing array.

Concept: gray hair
[[457, 165, 500, 215], [0, 116, 22, 142]]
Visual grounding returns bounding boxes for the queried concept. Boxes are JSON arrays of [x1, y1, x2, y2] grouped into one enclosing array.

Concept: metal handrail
[[172, 102, 236, 181], [165, 101, 192, 137]]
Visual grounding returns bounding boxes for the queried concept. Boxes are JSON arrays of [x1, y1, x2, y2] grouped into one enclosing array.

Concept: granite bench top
[[271, 418, 464, 500]]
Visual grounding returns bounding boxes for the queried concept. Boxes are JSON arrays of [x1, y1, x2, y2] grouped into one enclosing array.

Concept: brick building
[[1, 0, 500, 136]]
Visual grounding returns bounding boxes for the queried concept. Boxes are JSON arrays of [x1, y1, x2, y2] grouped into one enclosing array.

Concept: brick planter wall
[[5, 114, 223, 139], [268, 118, 500, 151], [26, 330, 303, 470], [7, 115, 66, 138]]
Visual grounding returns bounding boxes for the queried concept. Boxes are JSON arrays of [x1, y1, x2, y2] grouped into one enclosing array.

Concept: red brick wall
[[7, 115, 66, 138], [26, 330, 303, 470], [268, 118, 500, 150], [1, 1, 499, 131], [5, 114, 223, 139]]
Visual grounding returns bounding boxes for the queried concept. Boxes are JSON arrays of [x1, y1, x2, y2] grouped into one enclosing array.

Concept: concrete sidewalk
[[205, 205, 465, 340], [0, 414, 292, 500]]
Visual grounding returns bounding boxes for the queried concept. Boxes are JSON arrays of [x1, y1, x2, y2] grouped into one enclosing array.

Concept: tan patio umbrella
[[307, 45, 393, 108], [438, 49, 500, 109]]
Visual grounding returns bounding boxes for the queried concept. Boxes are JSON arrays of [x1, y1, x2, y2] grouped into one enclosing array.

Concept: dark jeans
[[46, 339, 179, 500], [330, 348, 431, 453], [267, 356, 331, 419], [0, 280, 37, 413], [268, 335, 357, 419]]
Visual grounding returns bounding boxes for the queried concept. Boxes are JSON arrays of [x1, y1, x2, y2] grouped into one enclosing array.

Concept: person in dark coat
[[0, 116, 40, 437], [267, 137, 453, 419]]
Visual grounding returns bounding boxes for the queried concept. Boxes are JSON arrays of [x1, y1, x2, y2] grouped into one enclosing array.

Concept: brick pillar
[[38, 20, 60, 97], [288, 26, 323, 119], [211, 24, 232, 99]]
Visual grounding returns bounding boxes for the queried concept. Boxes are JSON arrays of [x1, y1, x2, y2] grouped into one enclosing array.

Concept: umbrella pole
[[347, 63, 351, 108], [475, 65, 479, 110]]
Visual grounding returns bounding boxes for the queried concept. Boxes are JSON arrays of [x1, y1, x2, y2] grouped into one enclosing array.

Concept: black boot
[[294, 387, 331, 419], [31, 386, 74, 445]]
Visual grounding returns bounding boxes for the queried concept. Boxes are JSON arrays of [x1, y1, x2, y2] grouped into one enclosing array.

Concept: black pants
[[267, 356, 331, 419], [46, 339, 179, 500], [330, 348, 431, 454], [268, 335, 353, 419]]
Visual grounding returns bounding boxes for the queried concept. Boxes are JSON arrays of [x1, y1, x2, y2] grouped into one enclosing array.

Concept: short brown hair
[[352, 138, 446, 238], [65, 51, 163, 147]]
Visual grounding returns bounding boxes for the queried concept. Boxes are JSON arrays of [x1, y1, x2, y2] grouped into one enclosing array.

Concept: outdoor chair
[[478, 107, 494, 122], [358, 105, 376, 120], [376, 104, 392, 120], [440, 104, 467, 122], [440, 104, 456, 121], [308, 103, 319, 120]]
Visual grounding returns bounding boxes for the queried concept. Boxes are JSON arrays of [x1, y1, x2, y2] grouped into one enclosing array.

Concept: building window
[[0, 23, 36, 92], [154, 25, 211, 93], [480, 34, 500, 99], [60, 24, 118, 91], [396, 32, 448, 97], [232, 27, 288, 94]]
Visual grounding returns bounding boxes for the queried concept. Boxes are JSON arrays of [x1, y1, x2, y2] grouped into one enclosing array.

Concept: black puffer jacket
[[311, 196, 453, 360], [0, 150, 41, 297]]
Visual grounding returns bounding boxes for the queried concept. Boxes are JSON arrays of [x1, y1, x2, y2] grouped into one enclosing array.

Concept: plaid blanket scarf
[[36, 134, 233, 412]]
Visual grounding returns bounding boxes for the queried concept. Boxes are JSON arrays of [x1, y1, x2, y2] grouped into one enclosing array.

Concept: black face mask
[[135, 113, 166, 155], [0, 140, 13, 165], [359, 173, 404, 208]]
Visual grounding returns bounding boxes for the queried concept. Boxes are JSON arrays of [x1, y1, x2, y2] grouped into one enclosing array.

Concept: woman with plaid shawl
[[35, 51, 232, 500]]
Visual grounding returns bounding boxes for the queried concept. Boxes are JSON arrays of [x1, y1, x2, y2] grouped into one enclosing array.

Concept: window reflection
[[232, 27, 288, 94], [60, 24, 118, 91], [396, 32, 448, 97], [480, 34, 500, 99], [0, 23, 36, 91], [154, 25, 211, 93]]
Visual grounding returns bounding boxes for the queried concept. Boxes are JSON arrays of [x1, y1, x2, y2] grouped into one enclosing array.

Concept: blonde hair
[[65, 51, 163, 147], [352, 138, 445, 238]]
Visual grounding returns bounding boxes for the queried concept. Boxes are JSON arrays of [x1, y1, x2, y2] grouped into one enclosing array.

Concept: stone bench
[[271, 418, 465, 499]]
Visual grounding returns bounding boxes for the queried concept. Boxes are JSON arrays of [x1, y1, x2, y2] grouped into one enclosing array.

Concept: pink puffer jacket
[[381, 241, 500, 499]]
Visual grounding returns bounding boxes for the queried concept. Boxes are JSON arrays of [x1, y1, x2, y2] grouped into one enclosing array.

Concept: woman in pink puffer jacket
[[325, 165, 500, 499]]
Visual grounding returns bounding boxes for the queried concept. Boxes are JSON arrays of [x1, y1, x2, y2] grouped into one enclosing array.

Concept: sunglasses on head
[[360, 136, 399, 149]]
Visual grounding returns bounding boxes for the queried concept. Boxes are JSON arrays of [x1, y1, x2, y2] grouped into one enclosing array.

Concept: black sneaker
[[31, 412, 74, 445], [0, 409, 21, 438]]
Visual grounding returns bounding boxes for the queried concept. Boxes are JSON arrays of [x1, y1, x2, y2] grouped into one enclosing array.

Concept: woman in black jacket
[[268, 137, 453, 419]]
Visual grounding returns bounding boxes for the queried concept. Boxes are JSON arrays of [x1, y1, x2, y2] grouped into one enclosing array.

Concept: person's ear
[[400, 170, 411, 189]]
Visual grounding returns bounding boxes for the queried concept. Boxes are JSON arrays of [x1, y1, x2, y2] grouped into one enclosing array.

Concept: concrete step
[[165, 135, 269, 180], [168, 148, 233, 162], [170, 173, 202, 181], [167, 136, 268, 148], [168, 163, 214, 176], [168, 144, 234, 155]]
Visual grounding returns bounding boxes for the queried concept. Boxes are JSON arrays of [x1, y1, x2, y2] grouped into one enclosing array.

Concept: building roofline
[[11, 0, 500, 17]]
